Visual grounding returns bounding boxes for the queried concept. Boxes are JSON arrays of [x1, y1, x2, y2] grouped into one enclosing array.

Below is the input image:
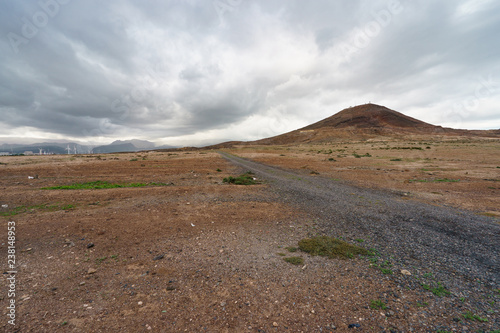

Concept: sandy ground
[[0, 146, 499, 332]]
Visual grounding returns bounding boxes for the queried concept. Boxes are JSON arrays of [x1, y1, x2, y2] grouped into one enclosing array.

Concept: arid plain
[[1, 135, 499, 332]]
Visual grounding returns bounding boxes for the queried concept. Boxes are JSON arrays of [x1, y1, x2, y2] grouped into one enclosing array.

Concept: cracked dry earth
[[0, 150, 499, 332]]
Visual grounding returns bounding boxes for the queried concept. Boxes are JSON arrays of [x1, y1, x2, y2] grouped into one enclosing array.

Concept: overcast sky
[[1, 0, 499, 146]]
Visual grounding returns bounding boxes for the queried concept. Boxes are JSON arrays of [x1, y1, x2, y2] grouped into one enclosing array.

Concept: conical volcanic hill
[[251, 104, 499, 145]]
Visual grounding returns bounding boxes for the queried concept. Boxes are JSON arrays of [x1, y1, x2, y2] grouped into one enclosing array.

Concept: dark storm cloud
[[0, 0, 498, 145]]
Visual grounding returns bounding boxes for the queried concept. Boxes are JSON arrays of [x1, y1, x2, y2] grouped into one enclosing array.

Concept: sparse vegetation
[[0, 203, 75, 216], [285, 246, 298, 253], [42, 181, 170, 190], [416, 301, 428, 307], [390, 158, 403, 161], [462, 311, 488, 322], [380, 146, 423, 150], [298, 236, 370, 259], [369, 300, 387, 310], [353, 152, 372, 158], [284, 256, 304, 265], [223, 172, 257, 185], [421, 282, 450, 297]]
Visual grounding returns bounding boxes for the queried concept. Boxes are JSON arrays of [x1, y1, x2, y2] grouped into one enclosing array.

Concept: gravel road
[[220, 152, 499, 300]]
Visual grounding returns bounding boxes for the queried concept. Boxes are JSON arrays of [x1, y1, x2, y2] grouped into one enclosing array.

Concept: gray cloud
[[0, 0, 498, 146]]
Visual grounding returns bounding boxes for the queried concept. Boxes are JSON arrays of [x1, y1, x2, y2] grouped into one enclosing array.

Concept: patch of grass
[[390, 146, 423, 150], [0, 203, 74, 216], [284, 256, 304, 265], [216, 168, 222, 172], [285, 246, 298, 253], [422, 282, 450, 297], [416, 301, 428, 307], [130, 158, 138, 161], [390, 158, 403, 161], [353, 153, 371, 158], [223, 172, 257, 185], [434, 178, 460, 182], [42, 181, 170, 190], [298, 236, 370, 259], [462, 311, 488, 322], [355, 238, 364, 243], [369, 300, 387, 310], [95, 256, 107, 264], [371, 260, 393, 274], [277, 253, 286, 256], [328, 158, 336, 161]]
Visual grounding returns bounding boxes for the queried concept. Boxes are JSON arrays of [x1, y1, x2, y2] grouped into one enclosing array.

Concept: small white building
[[0, 152, 10, 156], [24, 151, 34, 155]]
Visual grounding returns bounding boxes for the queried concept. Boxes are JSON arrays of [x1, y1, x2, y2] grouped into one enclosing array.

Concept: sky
[[0, 0, 499, 147]]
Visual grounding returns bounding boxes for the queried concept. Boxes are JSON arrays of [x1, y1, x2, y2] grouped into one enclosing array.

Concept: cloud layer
[[1, 0, 499, 146]]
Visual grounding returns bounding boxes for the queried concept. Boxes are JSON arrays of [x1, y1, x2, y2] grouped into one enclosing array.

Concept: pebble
[[401, 269, 411, 276], [273, 322, 278, 327], [86, 243, 94, 249], [153, 254, 164, 261], [348, 323, 361, 329], [87, 268, 97, 274]]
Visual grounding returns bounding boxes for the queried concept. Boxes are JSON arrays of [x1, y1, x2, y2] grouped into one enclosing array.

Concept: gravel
[[221, 152, 499, 312]]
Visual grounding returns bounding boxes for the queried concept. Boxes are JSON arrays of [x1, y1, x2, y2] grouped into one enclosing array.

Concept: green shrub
[[284, 257, 304, 265], [462, 311, 488, 322], [369, 300, 387, 310], [223, 172, 257, 185], [298, 236, 370, 259]]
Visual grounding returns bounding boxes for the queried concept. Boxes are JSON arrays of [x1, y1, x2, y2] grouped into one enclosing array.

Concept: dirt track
[[220, 152, 499, 288]]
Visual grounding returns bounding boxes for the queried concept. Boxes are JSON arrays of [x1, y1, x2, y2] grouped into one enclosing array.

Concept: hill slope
[[252, 104, 500, 145]]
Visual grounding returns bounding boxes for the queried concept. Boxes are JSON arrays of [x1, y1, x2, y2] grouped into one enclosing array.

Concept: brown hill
[[250, 104, 500, 145]]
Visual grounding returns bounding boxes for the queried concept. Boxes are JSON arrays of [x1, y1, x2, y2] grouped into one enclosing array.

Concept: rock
[[273, 322, 278, 327], [87, 268, 97, 274], [401, 269, 411, 276], [153, 254, 164, 261], [348, 323, 361, 329], [87, 243, 94, 249]]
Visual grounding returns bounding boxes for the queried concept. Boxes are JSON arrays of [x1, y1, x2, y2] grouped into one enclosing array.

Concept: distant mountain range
[[2, 104, 499, 155], [0, 139, 175, 155]]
